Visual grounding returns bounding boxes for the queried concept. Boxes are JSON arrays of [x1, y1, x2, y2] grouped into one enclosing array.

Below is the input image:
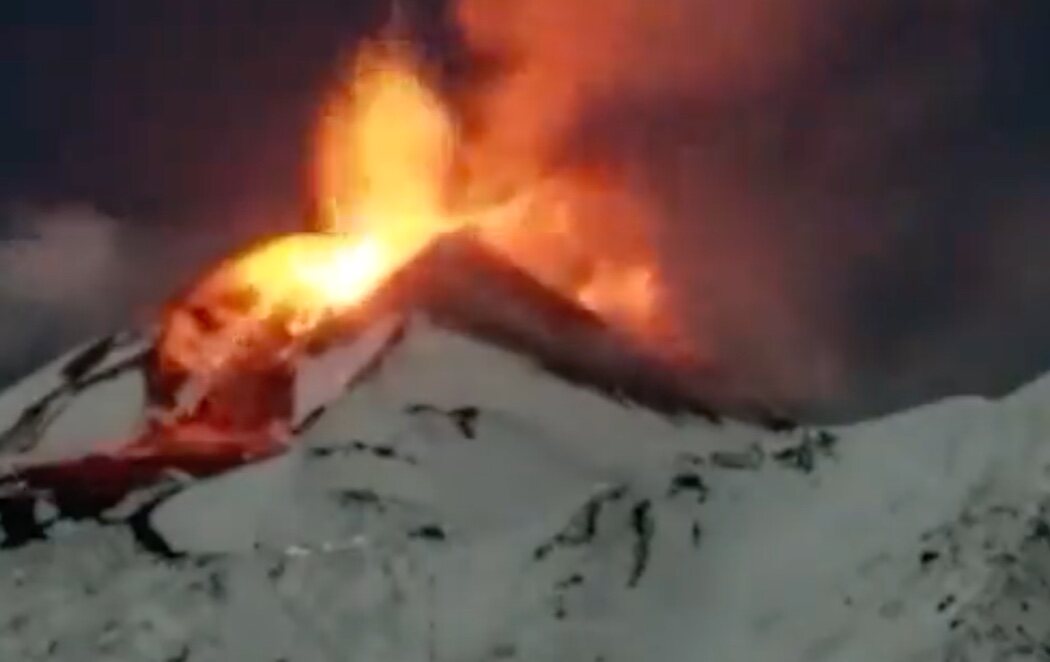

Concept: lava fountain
[[157, 41, 461, 390], [0, 34, 698, 500], [158, 38, 676, 400]]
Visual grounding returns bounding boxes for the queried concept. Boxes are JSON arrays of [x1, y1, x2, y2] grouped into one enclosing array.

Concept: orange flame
[[158, 38, 681, 396], [315, 41, 456, 238], [159, 43, 461, 381]]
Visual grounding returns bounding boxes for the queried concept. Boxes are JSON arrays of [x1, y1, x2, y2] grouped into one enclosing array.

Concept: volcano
[[0, 233, 1049, 660], [0, 234, 716, 479], [150, 231, 721, 441], [0, 234, 727, 525]]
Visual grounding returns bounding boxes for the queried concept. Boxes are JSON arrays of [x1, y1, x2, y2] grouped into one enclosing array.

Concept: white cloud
[[0, 205, 120, 307], [0, 204, 128, 381]]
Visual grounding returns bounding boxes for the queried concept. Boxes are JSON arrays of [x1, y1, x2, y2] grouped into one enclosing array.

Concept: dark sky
[[0, 0, 1047, 421]]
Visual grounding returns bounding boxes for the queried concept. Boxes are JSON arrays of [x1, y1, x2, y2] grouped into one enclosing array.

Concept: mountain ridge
[[0, 314, 1048, 660]]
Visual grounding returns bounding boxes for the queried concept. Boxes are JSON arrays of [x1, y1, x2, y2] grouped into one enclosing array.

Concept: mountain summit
[[150, 231, 721, 441]]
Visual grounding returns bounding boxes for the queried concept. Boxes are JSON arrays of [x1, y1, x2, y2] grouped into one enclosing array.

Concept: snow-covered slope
[[1, 248, 1049, 660], [0, 332, 150, 462]]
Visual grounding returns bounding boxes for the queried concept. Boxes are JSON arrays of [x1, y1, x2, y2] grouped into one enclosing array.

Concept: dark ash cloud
[[453, 0, 1050, 419]]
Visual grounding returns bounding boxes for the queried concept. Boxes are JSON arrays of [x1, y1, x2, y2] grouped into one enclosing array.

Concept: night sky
[[1, 0, 1047, 421]]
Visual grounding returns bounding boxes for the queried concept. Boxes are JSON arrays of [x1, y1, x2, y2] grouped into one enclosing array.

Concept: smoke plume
[[451, 0, 1043, 418]]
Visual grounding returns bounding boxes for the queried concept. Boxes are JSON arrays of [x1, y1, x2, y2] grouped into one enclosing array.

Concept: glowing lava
[[158, 37, 680, 403], [159, 41, 463, 385]]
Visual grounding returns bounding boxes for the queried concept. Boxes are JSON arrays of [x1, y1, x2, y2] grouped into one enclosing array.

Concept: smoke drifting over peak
[[451, 0, 1049, 417], [458, 0, 844, 161], [454, 0, 870, 405]]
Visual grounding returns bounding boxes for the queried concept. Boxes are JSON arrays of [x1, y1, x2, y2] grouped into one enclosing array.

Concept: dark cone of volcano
[[153, 231, 722, 431], [354, 232, 721, 421]]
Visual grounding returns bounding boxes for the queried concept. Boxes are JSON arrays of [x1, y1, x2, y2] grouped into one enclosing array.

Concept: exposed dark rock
[[813, 430, 839, 452], [74, 351, 148, 392], [937, 595, 956, 613], [334, 489, 385, 510], [339, 320, 408, 393], [207, 572, 226, 600], [0, 497, 49, 549], [449, 407, 480, 439], [6, 614, 29, 632], [293, 407, 326, 434], [410, 525, 447, 542], [710, 445, 764, 471], [774, 442, 814, 474], [61, 336, 116, 384], [0, 390, 66, 455], [760, 412, 800, 434], [0, 347, 147, 457], [556, 573, 585, 590], [366, 235, 724, 422], [921, 550, 941, 567], [771, 429, 840, 475], [628, 500, 654, 588], [1027, 519, 1050, 545], [669, 473, 709, 503], [3, 446, 270, 521], [267, 559, 287, 581], [310, 439, 418, 465], [406, 404, 481, 440], [534, 486, 627, 561], [126, 493, 184, 560], [163, 647, 190, 662], [690, 522, 703, 548]]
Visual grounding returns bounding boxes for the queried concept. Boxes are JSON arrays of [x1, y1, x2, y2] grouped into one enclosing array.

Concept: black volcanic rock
[[356, 233, 722, 421]]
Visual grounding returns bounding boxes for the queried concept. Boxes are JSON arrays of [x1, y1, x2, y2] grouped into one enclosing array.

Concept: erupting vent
[[0, 33, 718, 505], [156, 37, 686, 416]]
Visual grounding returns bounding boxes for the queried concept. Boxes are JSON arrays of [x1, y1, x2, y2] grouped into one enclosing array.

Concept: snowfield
[[0, 314, 1049, 661]]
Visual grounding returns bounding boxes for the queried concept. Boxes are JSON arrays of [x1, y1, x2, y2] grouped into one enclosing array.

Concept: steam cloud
[[0, 205, 225, 386], [0, 206, 128, 382], [452, 0, 1047, 418]]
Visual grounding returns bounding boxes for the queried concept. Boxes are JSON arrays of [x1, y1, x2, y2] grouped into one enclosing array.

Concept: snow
[[0, 316, 1048, 660], [0, 332, 146, 428], [293, 313, 403, 428], [0, 332, 149, 465], [23, 368, 147, 461], [150, 451, 300, 554]]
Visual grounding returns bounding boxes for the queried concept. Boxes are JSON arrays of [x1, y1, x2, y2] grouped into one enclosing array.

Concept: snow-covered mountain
[[0, 238, 1048, 661]]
